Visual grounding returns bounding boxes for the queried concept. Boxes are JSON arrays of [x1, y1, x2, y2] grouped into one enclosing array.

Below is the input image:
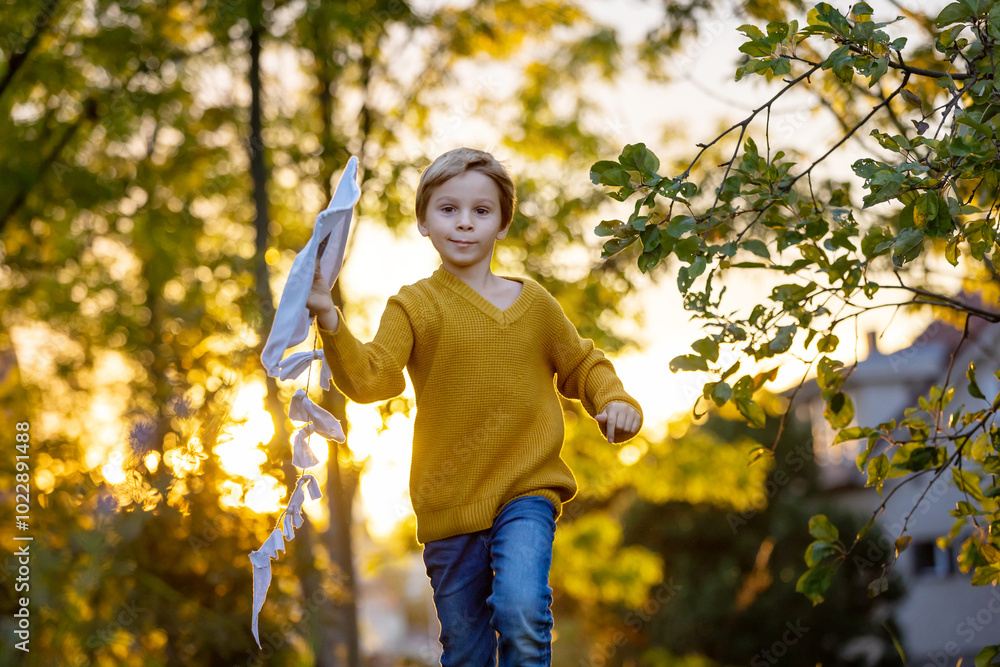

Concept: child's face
[[418, 170, 508, 274]]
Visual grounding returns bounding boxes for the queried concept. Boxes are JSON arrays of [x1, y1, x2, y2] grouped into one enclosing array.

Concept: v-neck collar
[[431, 265, 534, 326]]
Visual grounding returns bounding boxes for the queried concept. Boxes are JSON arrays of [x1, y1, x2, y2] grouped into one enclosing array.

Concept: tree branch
[[0, 97, 96, 235], [677, 63, 823, 181], [790, 53, 974, 81], [882, 283, 1000, 322], [0, 0, 61, 101], [786, 73, 911, 189]]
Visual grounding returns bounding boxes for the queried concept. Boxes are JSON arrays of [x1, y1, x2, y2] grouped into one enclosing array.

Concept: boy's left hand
[[596, 402, 641, 444]]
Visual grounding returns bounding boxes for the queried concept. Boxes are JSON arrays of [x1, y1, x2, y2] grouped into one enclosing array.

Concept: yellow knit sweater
[[318, 265, 643, 543]]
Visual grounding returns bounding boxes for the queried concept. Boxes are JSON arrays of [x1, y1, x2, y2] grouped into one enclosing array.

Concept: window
[[913, 540, 955, 578]]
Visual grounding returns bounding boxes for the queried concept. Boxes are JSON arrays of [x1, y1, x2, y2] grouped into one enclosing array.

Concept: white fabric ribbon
[[289, 388, 345, 442], [249, 474, 323, 648], [276, 350, 333, 390], [290, 425, 321, 469], [250, 157, 358, 649], [260, 156, 359, 379]]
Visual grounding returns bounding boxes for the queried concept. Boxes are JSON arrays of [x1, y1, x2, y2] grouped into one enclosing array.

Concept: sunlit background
[[1, 0, 981, 665]]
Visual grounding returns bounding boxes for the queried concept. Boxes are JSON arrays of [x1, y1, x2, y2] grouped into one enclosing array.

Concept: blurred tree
[[548, 398, 903, 666], [591, 1, 1000, 661], [0, 0, 693, 664]]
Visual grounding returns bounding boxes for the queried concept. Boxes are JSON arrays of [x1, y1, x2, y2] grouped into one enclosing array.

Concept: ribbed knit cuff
[[317, 306, 355, 364]]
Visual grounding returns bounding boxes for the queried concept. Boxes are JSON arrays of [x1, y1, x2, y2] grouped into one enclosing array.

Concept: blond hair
[[415, 148, 516, 229]]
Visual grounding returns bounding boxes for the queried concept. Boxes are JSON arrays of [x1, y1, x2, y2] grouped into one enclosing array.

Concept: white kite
[[250, 156, 359, 648]]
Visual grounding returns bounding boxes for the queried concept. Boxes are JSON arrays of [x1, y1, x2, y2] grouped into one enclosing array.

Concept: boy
[[306, 147, 642, 665]]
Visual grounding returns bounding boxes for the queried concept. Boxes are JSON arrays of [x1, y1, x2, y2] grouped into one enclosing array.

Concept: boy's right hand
[[305, 261, 339, 332]]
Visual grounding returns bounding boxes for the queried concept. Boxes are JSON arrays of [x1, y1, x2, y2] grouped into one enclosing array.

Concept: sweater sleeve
[[545, 293, 643, 433], [317, 296, 413, 404]]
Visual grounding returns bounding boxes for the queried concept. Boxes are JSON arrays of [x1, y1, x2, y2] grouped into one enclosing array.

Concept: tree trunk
[[246, 2, 338, 663], [0, 0, 61, 101], [315, 20, 361, 659]]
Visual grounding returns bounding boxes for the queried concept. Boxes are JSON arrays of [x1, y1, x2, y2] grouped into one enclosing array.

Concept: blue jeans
[[421, 495, 557, 667]]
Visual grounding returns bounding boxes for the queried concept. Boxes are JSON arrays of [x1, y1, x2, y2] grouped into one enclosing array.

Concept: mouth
[[450, 239, 475, 247]]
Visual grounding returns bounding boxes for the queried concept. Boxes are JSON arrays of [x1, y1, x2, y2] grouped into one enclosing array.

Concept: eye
[[440, 205, 455, 213], [476, 207, 490, 215]]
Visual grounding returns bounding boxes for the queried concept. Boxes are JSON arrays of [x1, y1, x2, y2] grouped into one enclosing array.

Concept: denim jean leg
[[487, 496, 556, 667], [422, 531, 498, 667]]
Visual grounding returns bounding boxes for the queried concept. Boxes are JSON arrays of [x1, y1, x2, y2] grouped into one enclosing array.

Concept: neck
[[441, 257, 499, 290]]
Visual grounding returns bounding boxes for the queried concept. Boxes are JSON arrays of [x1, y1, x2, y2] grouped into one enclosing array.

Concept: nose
[[456, 212, 473, 230]]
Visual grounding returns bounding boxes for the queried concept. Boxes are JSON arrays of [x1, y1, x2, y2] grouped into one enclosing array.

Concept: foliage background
[[0, 0, 965, 665]]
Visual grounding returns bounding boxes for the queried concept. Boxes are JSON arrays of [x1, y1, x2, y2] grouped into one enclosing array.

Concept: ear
[[416, 218, 429, 237], [495, 223, 510, 241]]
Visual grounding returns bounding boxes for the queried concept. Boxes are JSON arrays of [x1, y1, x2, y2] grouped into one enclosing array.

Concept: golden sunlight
[[353, 408, 415, 539], [100, 450, 127, 485], [213, 378, 282, 514], [244, 476, 285, 514]]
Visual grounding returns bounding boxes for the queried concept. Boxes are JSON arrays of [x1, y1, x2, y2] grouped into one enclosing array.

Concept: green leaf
[[705, 380, 732, 407], [867, 454, 890, 493], [975, 644, 1000, 667], [805, 540, 838, 567], [952, 500, 985, 516], [590, 160, 618, 184], [817, 333, 839, 353], [825, 391, 855, 429], [736, 23, 767, 41], [769, 57, 792, 77], [969, 362, 986, 400], [867, 57, 889, 86], [833, 426, 868, 445], [901, 88, 922, 109], [816, 3, 852, 36], [735, 397, 766, 428], [742, 239, 771, 259], [595, 219, 622, 237], [669, 354, 709, 373], [692, 337, 720, 363], [871, 129, 901, 153], [677, 255, 707, 292], [766, 20, 790, 43], [674, 237, 700, 263], [619, 143, 660, 178], [953, 468, 985, 501], [971, 563, 1000, 586], [591, 163, 631, 187], [796, 565, 834, 605], [664, 215, 694, 239], [817, 356, 845, 391], [601, 236, 637, 258], [946, 236, 961, 266], [891, 227, 926, 266], [861, 226, 892, 258], [768, 325, 796, 354], [913, 192, 939, 228], [868, 575, 889, 598], [935, 1, 973, 27], [809, 514, 840, 542], [892, 444, 947, 472]]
